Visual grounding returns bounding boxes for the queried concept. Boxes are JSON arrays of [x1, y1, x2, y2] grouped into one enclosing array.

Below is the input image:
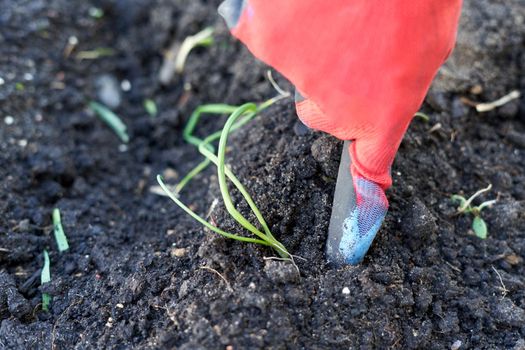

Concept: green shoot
[[52, 208, 69, 252], [88, 7, 104, 19], [15, 82, 25, 91], [76, 48, 115, 60], [176, 95, 286, 192], [157, 176, 270, 246], [175, 27, 214, 73], [176, 104, 245, 192], [41, 250, 51, 311], [89, 101, 129, 143], [452, 184, 497, 239], [414, 112, 430, 122], [157, 103, 290, 258], [144, 99, 158, 117]]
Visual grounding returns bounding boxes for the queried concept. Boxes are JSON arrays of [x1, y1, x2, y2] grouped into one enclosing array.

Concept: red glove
[[221, 0, 461, 188]]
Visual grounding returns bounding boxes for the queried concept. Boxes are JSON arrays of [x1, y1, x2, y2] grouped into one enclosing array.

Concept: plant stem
[[157, 175, 270, 246]]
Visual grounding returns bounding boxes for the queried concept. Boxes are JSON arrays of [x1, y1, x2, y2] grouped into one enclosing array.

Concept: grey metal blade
[[326, 140, 355, 265]]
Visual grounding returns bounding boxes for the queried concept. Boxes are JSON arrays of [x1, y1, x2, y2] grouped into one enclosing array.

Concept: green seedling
[[157, 103, 290, 258], [52, 208, 69, 252], [89, 101, 129, 143], [41, 250, 51, 311], [175, 27, 214, 73], [88, 7, 104, 19], [414, 112, 430, 122], [177, 96, 284, 192], [76, 48, 115, 60], [452, 184, 497, 239], [144, 99, 158, 117]]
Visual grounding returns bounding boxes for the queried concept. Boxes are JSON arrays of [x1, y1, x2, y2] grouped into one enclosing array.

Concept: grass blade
[[89, 101, 129, 143], [144, 99, 158, 117], [52, 208, 69, 252], [157, 175, 270, 246], [41, 250, 51, 311], [175, 27, 214, 73], [214, 104, 288, 257]]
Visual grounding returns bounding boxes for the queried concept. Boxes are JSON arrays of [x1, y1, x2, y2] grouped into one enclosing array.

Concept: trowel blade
[[326, 140, 355, 265]]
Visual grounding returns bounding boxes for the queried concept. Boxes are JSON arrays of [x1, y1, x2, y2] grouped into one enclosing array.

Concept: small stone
[[4, 116, 14, 125], [451, 340, 462, 350], [162, 168, 178, 180], [470, 85, 483, 95], [342, 287, 350, 295], [68, 36, 78, 45], [505, 254, 523, 266], [171, 248, 187, 258], [95, 74, 122, 109], [118, 144, 128, 152], [121, 79, 131, 91], [17, 139, 27, 147], [116, 303, 124, 309]]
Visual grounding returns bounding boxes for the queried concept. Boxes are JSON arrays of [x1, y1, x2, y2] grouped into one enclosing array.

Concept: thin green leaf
[[414, 112, 430, 122], [175, 27, 214, 73], [451, 195, 467, 211], [41, 250, 51, 311], [88, 7, 104, 19], [52, 208, 69, 252], [76, 48, 115, 60], [472, 216, 487, 239], [157, 175, 269, 246], [177, 104, 252, 191], [177, 99, 280, 192], [144, 99, 158, 117], [89, 101, 129, 143], [477, 199, 497, 212], [215, 104, 288, 257]]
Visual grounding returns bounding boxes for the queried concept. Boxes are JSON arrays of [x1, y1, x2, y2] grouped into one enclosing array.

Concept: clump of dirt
[[1, 0, 524, 349]]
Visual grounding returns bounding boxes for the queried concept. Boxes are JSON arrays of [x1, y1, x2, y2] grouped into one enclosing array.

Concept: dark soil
[[1, 0, 525, 349]]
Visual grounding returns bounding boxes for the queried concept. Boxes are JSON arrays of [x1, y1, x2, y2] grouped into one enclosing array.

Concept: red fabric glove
[[222, 0, 462, 189]]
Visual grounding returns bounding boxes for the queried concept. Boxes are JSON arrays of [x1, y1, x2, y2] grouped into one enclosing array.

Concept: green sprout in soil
[[89, 101, 129, 143], [144, 99, 158, 117], [76, 48, 116, 60], [41, 250, 51, 311], [452, 184, 497, 239], [52, 208, 69, 252], [88, 7, 104, 19], [414, 112, 430, 122], [175, 27, 214, 73], [176, 95, 283, 192], [157, 99, 290, 259]]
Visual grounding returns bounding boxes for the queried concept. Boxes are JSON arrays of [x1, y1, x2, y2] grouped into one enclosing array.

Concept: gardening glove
[[219, 0, 462, 264]]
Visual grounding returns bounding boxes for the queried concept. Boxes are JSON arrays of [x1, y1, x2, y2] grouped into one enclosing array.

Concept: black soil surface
[[1, 1, 525, 349]]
